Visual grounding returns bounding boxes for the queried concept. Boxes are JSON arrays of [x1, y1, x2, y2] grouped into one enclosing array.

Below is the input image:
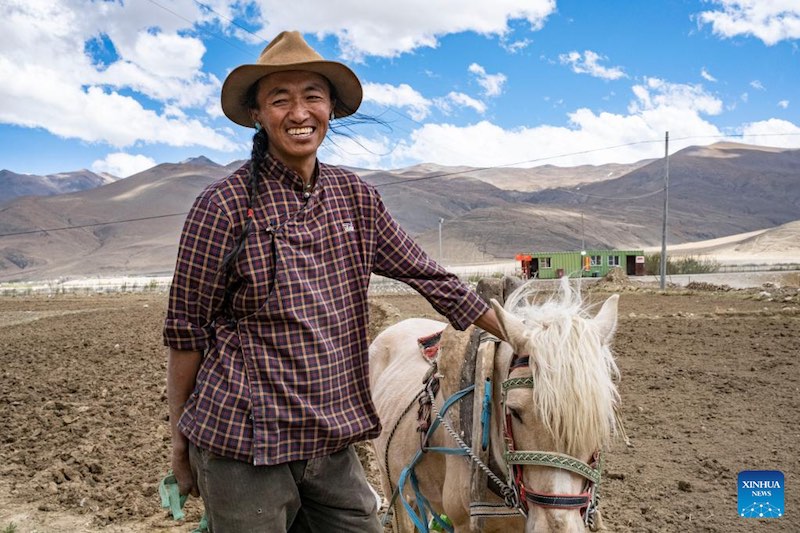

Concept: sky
[[1, 0, 799, 178]]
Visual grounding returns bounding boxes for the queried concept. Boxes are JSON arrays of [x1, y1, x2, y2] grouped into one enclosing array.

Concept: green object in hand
[[429, 513, 453, 531], [159, 471, 188, 521]]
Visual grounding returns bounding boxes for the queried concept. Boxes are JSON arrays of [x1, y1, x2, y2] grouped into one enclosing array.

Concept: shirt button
[[303, 192, 311, 199]]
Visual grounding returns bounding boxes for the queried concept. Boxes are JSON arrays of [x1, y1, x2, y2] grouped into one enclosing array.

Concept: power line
[[192, 0, 269, 46], [0, 212, 188, 238], [375, 138, 664, 187], [2, 131, 799, 238], [143, 0, 255, 56]]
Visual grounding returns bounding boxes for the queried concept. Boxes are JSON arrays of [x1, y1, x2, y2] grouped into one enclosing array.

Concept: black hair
[[216, 83, 268, 321]]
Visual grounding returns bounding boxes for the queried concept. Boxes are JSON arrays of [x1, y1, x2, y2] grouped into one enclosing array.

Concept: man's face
[[250, 71, 334, 174]]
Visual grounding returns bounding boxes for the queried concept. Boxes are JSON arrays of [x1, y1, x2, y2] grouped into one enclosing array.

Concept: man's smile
[[287, 126, 315, 137]]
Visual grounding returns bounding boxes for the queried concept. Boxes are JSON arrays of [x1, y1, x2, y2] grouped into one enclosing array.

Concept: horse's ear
[[490, 299, 527, 344], [593, 293, 619, 344]]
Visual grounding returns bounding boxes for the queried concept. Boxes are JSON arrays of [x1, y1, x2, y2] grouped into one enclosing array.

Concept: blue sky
[[1, 0, 798, 177]]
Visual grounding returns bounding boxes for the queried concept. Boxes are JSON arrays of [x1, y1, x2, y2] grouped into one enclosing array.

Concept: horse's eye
[[509, 408, 523, 422]]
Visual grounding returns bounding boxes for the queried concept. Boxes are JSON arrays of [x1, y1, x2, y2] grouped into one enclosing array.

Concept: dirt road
[[0, 279, 798, 532]]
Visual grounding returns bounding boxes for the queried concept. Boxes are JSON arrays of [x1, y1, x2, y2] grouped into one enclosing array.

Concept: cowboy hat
[[221, 31, 362, 128]]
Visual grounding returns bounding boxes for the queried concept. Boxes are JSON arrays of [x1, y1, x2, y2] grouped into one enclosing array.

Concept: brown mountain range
[[0, 142, 797, 281], [0, 169, 117, 205]]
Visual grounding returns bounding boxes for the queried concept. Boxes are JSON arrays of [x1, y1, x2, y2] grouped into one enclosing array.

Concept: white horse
[[369, 279, 620, 532]]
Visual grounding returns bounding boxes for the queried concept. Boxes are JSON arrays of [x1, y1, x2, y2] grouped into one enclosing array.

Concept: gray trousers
[[189, 443, 382, 533]]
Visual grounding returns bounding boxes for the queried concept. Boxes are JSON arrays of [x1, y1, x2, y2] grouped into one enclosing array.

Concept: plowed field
[[1, 281, 798, 532]]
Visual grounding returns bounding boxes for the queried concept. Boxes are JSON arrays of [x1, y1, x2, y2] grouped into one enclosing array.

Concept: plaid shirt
[[164, 155, 488, 466]]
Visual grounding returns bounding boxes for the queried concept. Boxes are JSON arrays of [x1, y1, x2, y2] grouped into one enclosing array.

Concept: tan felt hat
[[221, 31, 363, 127]]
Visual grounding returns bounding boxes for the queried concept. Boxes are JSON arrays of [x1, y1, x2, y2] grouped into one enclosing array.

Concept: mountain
[[180, 156, 221, 167], [0, 161, 236, 279], [390, 160, 652, 192], [412, 142, 800, 261], [642, 219, 800, 265], [0, 143, 798, 281], [0, 169, 117, 205]]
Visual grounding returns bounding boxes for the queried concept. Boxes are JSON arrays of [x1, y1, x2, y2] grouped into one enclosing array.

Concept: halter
[[501, 353, 602, 527]]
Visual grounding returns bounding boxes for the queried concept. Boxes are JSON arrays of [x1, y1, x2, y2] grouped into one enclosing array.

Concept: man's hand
[[167, 348, 203, 497], [171, 442, 199, 496], [473, 308, 505, 342]]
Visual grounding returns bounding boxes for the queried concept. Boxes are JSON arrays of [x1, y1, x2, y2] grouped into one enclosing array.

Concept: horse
[[369, 278, 620, 532]]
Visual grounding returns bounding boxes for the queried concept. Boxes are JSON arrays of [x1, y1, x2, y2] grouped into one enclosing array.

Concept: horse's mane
[[504, 278, 620, 456]]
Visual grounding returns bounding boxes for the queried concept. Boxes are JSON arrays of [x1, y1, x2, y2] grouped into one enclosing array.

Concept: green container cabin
[[516, 250, 645, 280]]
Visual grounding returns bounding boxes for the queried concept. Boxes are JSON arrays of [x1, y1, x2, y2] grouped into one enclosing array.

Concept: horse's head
[[490, 278, 620, 532]]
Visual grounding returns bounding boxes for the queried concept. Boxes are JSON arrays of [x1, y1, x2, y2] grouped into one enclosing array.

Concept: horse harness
[[502, 350, 602, 527], [390, 330, 603, 531]]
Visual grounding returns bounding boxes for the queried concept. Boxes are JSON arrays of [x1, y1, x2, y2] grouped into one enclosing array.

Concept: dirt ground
[[0, 278, 798, 532]]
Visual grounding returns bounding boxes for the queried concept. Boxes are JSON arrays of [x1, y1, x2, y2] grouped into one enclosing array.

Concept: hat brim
[[221, 60, 363, 128]]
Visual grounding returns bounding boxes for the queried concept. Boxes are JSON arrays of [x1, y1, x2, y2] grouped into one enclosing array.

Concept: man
[[164, 30, 503, 532]]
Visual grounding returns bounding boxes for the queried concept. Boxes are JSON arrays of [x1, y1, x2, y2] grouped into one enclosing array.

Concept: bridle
[[501, 353, 602, 528]]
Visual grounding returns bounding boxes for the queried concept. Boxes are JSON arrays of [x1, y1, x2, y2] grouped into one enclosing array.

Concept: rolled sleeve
[[163, 194, 233, 350], [372, 195, 488, 330]]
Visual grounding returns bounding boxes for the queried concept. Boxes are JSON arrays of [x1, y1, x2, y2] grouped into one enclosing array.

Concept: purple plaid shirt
[[164, 154, 488, 466]]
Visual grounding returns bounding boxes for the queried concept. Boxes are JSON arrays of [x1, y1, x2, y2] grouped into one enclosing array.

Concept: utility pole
[[581, 211, 585, 252], [438, 217, 444, 263], [659, 131, 670, 290]]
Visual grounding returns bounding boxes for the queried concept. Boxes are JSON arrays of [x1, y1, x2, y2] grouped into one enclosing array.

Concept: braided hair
[[217, 83, 269, 320]]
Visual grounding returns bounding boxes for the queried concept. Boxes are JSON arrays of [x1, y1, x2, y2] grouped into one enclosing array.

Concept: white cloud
[[468, 63, 507, 97], [384, 77, 774, 169], [249, 0, 556, 59], [388, 119, 657, 169], [701, 68, 717, 82], [440, 92, 487, 114], [559, 50, 626, 80], [502, 38, 532, 53], [750, 79, 765, 90], [628, 78, 723, 116], [698, 0, 800, 45], [91, 152, 156, 178], [325, 72, 800, 170], [778, 99, 790, 108], [95, 31, 221, 109], [741, 118, 800, 148], [363, 82, 432, 121], [0, 60, 237, 150], [341, 80, 489, 122], [0, 0, 235, 151], [741, 92, 749, 102]]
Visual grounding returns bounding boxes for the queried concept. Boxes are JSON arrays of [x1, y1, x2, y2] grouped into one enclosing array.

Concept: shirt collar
[[258, 153, 321, 193]]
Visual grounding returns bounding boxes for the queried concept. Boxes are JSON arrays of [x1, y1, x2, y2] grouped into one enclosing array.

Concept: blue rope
[[423, 446, 469, 455], [397, 453, 428, 532], [481, 378, 492, 451], [395, 385, 475, 532]]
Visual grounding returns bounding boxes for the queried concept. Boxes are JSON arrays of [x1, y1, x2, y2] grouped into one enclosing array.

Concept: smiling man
[[163, 31, 502, 532], [249, 70, 333, 183]]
